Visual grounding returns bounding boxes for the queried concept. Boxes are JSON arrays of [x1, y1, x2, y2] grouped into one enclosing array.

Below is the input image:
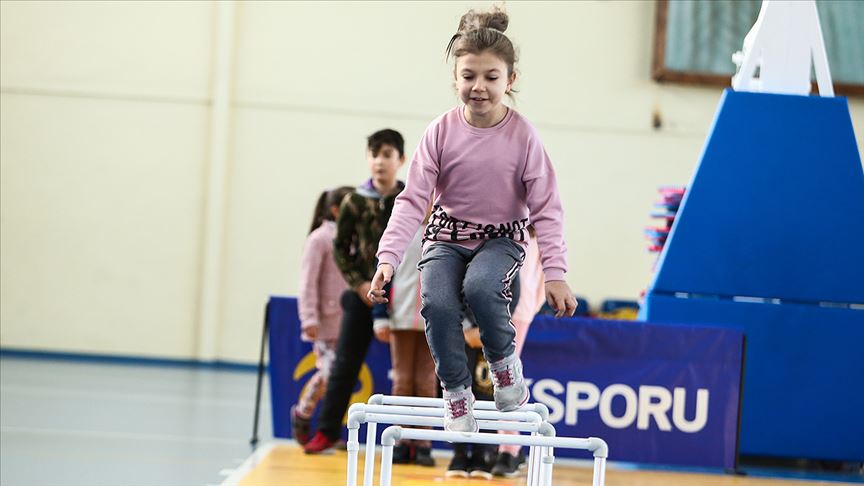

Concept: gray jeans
[[418, 238, 525, 391]]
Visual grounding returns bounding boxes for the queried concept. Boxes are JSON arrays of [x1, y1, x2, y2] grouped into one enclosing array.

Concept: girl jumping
[[369, 6, 577, 432]]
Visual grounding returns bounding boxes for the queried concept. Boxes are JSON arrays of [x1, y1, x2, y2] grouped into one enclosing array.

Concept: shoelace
[[494, 369, 514, 387], [447, 397, 468, 418]]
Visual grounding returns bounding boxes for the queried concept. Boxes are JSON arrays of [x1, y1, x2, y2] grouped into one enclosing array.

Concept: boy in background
[[304, 129, 406, 454]]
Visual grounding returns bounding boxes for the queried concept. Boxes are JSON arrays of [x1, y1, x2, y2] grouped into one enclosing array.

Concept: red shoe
[[303, 431, 336, 454]]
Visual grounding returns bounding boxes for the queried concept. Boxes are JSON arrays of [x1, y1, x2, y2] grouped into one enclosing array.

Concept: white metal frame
[[368, 393, 553, 484], [345, 394, 555, 486], [732, 0, 833, 96], [379, 426, 608, 486], [366, 394, 552, 420]]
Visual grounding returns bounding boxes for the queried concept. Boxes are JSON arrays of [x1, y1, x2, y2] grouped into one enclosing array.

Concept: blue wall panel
[[645, 294, 864, 461], [646, 89, 864, 461], [651, 90, 864, 304]]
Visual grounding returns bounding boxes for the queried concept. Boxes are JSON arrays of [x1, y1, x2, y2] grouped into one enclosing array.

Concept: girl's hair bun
[[457, 5, 509, 34], [446, 4, 517, 81]]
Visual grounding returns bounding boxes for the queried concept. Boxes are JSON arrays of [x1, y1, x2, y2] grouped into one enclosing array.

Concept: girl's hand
[[302, 324, 319, 341], [368, 264, 394, 304], [374, 326, 391, 343], [545, 280, 578, 318], [355, 282, 374, 307]]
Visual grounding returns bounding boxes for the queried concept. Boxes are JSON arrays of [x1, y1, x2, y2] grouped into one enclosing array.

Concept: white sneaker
[[489, 355, 529, 412], [442, 387, 479, 433]]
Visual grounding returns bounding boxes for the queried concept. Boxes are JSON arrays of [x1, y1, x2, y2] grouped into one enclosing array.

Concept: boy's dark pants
[[316, 290, 373, 440]]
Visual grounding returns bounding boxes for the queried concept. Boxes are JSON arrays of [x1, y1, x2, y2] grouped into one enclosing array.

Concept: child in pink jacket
[[292, 186, 353, 445]]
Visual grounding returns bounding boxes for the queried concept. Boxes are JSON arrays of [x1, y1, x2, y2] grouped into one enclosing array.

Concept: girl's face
[[455, 50, 515, 126]]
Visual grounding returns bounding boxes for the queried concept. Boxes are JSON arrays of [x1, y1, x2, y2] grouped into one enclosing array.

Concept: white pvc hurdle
[[379, 426, 608, 486], [367, 394, 551, 420], [345, 402, 549, 486], [364, 394, 551, 483]]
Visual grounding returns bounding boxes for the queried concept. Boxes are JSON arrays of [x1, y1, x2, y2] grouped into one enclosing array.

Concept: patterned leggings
[[296, 340, 337, 418]]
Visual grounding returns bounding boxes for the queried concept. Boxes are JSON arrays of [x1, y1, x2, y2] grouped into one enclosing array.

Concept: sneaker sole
[[469, 470, 493, 480], [445, 470, 469, 478], [497, 388, 530, 412]]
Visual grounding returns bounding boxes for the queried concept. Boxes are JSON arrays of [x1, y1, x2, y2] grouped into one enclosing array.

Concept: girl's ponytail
[[309, 186, 355, 234], [308, 190, 330, 235]]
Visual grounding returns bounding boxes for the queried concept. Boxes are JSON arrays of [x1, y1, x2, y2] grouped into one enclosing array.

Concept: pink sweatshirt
[[298, 221, 348, 342], [377, 106, 567, 281]]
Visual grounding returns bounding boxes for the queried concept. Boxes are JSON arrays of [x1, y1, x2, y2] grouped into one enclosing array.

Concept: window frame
[[651, 0, 864, 97]]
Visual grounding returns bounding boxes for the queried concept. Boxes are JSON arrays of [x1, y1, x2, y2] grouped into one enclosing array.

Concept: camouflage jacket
[[334, 179, 405, 288]]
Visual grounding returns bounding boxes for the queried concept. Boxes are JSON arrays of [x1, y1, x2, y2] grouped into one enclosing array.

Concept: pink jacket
[[298, 221, 348, 342]]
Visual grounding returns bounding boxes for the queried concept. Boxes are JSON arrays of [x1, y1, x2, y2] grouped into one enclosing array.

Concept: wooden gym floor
[[224, 442, 859, 486]]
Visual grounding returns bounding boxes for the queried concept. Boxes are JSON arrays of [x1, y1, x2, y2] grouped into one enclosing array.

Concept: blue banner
[[268, 296, 743, 469], [267, 297, 393, 441]]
